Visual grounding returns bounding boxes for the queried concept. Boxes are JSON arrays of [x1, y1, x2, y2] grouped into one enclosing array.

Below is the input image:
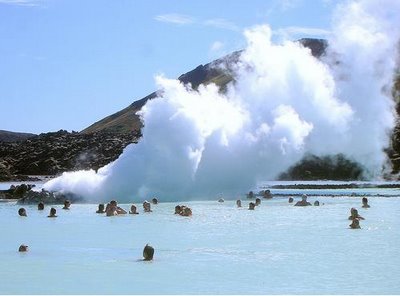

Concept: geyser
[[44, 0, 400, 202]]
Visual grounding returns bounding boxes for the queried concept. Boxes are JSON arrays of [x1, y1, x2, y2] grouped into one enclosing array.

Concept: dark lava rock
[[0, 130, 139, 177]]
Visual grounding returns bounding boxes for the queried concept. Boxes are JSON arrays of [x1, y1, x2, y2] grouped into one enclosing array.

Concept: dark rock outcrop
[[0, 130, 139, 178]]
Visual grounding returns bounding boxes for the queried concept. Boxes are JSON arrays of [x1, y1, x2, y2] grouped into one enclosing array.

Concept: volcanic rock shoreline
[[0, 130, 140, 182]]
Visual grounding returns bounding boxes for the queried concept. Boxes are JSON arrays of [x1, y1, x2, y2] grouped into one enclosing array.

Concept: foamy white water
[[0, 190, 399, 294]]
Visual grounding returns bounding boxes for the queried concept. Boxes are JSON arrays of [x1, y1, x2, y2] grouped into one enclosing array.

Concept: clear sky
[[0, 0, 338, 134]]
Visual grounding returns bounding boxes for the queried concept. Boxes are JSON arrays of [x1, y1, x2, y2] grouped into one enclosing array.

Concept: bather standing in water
[[38, 202, 44, 210], [348, 208, 364, 220], [96, 204, 105, 213], [110, 200, 127, 215], [294, 194, 312, 206], [362, 197, 370, 208], [247, 191, 254, 199], [48, 207, 57, 218], [143, 244, 154, 261], [236, 199, 242, 207], [129, 204, 139, 214], [143, 201, 152, 212], [255, 198, 261, 206], [62, 200, 71, 210], [248, 202, 255, 210]]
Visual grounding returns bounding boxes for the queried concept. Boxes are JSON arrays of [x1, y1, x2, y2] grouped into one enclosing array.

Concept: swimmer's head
[[18, 208, 27, 217], [143, 244, 154, 261]]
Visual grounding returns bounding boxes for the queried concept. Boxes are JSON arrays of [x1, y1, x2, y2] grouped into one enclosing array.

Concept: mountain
[[81, 39, 326, 135], [0, 130, 36, 142]]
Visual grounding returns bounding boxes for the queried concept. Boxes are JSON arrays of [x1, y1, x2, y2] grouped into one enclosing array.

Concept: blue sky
[[0, 0, 338, 134]]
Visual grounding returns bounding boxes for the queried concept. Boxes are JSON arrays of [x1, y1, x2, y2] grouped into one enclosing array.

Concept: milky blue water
[[0, 183, 400, 294]]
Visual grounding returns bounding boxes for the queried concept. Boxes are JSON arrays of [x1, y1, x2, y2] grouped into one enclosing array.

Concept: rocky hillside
[[0, 130, 139, 181], [0, 130, 36, 142]]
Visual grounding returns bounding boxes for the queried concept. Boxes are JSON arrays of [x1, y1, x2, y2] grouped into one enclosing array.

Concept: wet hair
[[314, 201, 320, 206], [18, 208, 27, 216], [174, 205, 182, 214], [110, 200, 117, 206], [255, 198, 261, 206], [143, 244, 154, 261], [18, 245, 28, 252], [38, 202, 44, 210], [151, 198, 158, 204], [362, 197, 368, 204], [236, 199, 242, 207], [49, 207, 57, 216], [288, 197, 294, 203], [130, 204, 137, 213], [249, 202, 256, 210], [63, 200, 71, 209], [96, 204, 105, 213]]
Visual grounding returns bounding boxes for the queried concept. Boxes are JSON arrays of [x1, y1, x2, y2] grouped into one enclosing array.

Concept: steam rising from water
[[44, 0, 400, 202]]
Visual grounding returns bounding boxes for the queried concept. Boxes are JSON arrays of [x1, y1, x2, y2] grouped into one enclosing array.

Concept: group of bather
[[18, 199, 70, 218]]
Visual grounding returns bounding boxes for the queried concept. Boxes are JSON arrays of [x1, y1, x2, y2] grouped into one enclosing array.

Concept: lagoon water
[[0, 183, 400, 294]]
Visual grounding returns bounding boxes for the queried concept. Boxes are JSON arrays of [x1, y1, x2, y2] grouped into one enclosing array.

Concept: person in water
[[180, 207, 192, 217], [262, 190, 272, 199], [218, 198, 224, 203], [174, 205, 182, 214], [18, 245, 28, 252], [129, 204, 139, 214], [48, 207, 57, 218], [110, 200, 127, 215], [106, 204, 117, 216], [37, 202, 44, 210], [255, 198, 261, 206], [247, 191, 254, 199], [62, 200, 71, 210], [314, 200, 320, 206], [143, 201, 152, 212], [288, 197, 294, 203], [143, 244, 154, 261], [151, 198, 158, 205], [96, 204, 105, 213], [362, 197, 370, 208], [349, 218, 361, 229], [18, 208, 27, 217], [236, 199, 242, 207], [294, 194, 312, 206], [248, 202, 255, 210], [348, 208, 364, 220]]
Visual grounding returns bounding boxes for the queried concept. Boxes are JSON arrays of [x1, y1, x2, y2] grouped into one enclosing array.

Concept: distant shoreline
[[0, 175, 55, 183]]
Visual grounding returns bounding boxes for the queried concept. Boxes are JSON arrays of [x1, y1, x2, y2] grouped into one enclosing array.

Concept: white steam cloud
[[44, 0, 400, 202]]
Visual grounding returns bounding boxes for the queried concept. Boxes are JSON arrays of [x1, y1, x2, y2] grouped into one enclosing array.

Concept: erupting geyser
[[44, 0, 400, 202]]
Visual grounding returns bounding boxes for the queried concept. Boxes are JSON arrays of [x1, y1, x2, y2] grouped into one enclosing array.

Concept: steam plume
[[44, 0, 400, 202]]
